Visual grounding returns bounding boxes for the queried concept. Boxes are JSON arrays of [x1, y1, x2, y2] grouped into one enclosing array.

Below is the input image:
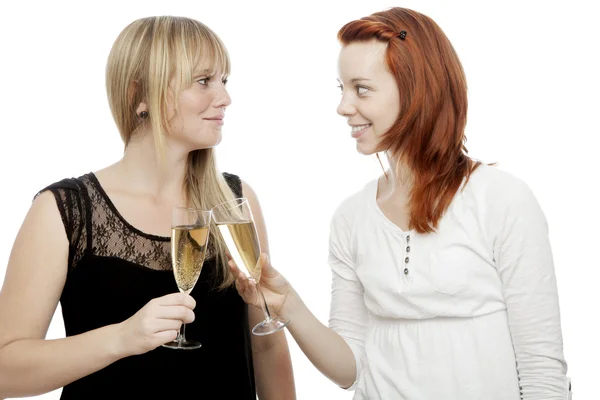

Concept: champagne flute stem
[[255, 283, 273, 322], [180, 323, 187, 342]]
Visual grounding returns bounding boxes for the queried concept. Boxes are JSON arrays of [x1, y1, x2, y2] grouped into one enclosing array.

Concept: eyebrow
[[337, 77, 372, 83], [193, 68, 215, 77]]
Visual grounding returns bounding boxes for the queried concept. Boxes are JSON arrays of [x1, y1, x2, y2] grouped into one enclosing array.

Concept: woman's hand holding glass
[[163, 206, 211, 349], [228, 253, 294, 318]]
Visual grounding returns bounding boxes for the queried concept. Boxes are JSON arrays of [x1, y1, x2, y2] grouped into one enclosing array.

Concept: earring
[[139, 111, 148, 119]]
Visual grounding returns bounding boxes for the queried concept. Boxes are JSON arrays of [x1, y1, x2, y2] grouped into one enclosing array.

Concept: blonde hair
[[106, 16, 237, 288]]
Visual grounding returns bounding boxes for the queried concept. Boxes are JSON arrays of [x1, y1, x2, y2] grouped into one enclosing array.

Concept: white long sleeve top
[[328, 164, 570, 399]]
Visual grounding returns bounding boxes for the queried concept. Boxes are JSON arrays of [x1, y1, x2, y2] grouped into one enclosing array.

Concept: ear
[[128, 80, 148, 115]]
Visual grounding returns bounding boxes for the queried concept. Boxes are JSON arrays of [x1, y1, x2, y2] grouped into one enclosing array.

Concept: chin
[[209, 134, 223, 147], [356, 142, 378, 156], [194, 132, 222, 150]]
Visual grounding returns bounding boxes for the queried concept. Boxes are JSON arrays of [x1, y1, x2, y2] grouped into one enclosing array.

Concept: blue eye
[[357, 86, 369, 95]]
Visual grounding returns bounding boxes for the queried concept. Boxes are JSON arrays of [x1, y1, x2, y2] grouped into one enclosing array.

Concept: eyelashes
[[197, 76, 229, 86], [337, 84, 370, 96]]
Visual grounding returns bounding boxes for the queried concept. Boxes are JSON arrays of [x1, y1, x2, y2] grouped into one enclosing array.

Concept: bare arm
[[0, 191, 193, 397], [0, 191, 125, 397], [282, 289, 358, 389], [249, 306, 296, 400], [234, 183, 359, 390], [241, 181, 296, 399], [235, 265, 359, 389]]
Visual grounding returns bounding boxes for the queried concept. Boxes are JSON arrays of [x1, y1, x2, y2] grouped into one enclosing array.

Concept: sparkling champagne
[[217, 221, 261, 281], [171, 225, 209, 293]]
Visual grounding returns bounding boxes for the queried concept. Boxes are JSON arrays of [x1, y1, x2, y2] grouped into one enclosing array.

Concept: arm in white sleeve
[[328, 210, 369, 390], [494, 180, 571, 399]]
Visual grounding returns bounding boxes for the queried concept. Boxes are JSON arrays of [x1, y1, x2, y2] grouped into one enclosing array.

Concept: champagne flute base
[[252, 317, 289, 336], [162, 339, 202, 350]]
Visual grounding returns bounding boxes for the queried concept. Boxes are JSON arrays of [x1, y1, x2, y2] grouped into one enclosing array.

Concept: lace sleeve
[[35, 178, 88, 270]]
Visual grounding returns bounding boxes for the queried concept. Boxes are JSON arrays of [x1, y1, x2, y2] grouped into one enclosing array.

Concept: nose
[[214, 83, 232, 108], [337, 93, 356, 117]]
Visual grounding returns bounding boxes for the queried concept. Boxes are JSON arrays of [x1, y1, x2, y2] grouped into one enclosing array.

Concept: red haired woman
[[231, 7, 570, 400]]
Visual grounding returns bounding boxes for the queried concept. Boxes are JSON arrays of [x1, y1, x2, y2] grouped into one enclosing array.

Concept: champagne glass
[[163, 206, 212, 350], [212, 198, 289, 336]]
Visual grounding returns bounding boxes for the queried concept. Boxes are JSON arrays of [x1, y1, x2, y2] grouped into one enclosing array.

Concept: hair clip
[[398, 30, 407, 40]]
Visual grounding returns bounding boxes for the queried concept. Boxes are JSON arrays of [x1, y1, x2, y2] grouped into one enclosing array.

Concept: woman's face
[[167, 67, 231, 151], [337, 40, 400, 155]]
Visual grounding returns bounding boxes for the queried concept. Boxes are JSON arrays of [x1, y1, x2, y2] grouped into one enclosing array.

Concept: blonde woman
[[0, 16, 295, 399]]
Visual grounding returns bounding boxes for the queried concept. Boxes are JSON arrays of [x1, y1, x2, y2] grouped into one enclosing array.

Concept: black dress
[[39, 172, 256, 399]]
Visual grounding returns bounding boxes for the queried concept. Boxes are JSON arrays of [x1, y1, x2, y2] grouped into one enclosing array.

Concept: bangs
[[192, 34, 231, 78], [179, 21, 231, 84]]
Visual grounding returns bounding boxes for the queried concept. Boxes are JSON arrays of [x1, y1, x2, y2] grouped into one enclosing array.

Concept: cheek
[[183, 99, 209, 115], [382, 112, 398, 131], [375, 103, 399, 134], [179, 90, 211, 115], [195, 98, 211, 114]]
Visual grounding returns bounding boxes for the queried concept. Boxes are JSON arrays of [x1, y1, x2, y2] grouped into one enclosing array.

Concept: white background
[[0, 0, 598, 399]]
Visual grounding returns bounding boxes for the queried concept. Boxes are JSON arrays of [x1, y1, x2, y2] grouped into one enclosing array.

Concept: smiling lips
[[204, 116, 224, 126], [351, 123, 372, 138]]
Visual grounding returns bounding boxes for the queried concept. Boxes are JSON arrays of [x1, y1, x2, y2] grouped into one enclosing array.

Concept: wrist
[[106, 323, 130, 360], [280, 288, 302, 321]]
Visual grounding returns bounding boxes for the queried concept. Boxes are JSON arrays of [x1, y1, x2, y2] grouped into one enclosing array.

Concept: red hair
[[338, 7, 480, 234]]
